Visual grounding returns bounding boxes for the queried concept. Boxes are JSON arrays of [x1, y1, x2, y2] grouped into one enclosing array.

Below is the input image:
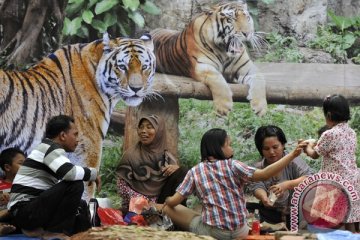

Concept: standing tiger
[[0, 33, 156, 197], [150, 1, 267, 116]]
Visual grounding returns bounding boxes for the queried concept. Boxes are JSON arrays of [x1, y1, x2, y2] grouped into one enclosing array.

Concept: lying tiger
[[151, 1, 267, 116], [0, 33, 156, 197]]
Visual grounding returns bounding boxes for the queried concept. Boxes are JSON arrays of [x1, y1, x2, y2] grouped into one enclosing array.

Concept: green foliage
[[350, 107, 360, 164], [258, 32, 304, 63], [308, 11, 360, 63], [98, 135, 123, 208], [351, 53, 360, 64], [63, 0, 161, 40], [178, 99, 325, 170], [101, 101, 360, 199]]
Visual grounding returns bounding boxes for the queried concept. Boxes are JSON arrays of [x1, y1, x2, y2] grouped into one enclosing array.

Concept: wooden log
[[118, 63, 360, 156], [152, 63, 360, 106], [108, 110, 125, 135]]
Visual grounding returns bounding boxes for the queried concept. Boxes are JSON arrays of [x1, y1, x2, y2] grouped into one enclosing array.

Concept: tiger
[[0, 33, 156, 198], [150, 1, 267, 116]]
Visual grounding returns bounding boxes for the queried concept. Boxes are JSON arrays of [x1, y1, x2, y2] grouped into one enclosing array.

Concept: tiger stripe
[[151, 1, 267, 116], [0, 33, 156, 198]]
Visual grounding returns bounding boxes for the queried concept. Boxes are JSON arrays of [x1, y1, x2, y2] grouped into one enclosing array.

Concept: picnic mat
[[70, 225, 215, 240]]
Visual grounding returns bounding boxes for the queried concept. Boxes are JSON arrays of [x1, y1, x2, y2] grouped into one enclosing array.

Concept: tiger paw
[[214, 99, 233, 116], [250, 97, 267, 116]]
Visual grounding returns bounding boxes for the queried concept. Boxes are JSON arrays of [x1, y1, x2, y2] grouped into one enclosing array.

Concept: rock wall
[[144, 0, 360, 43], [257, 0, 328, 43]]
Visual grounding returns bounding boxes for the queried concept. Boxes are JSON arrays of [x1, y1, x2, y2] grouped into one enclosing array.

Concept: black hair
[[317, 125, 330, 138], [200, 128, 227, 161], [45, 115, 75, 139], [0, 147, 25, 171], [323, 94, 350, 122], [254, 125, 287, 156]]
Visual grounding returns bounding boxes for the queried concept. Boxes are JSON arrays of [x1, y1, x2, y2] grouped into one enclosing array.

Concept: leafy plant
[[351, 53, 360, 64], [178, 99, 325, 169], [101, 100, 360, 200], [63, 0, 161, 41], [308, 11, 360, 63], [258, 32, 304, 63], [98, 135, 123, 208]]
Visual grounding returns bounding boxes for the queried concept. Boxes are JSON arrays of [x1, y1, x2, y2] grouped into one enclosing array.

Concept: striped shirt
[[8, 138, 97, 209], [177, 159, 256, 231]]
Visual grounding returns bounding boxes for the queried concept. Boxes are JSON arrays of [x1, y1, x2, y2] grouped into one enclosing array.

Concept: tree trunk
[[0, 0, 67, 68], [6, 0, 48, 65], [0, 0, 23, 50]]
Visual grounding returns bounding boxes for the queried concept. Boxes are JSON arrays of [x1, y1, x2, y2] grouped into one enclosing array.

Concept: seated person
[[159, 128, 306, 240], [0, 148, 25, 209], [8, 115, 100, 237], [116, 114, 188, 213], [0, 147, 26, 235], [246, 125, 313, 229]]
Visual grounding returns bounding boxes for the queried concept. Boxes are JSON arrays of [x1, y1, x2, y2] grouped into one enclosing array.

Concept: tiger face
[[96, 33, 156, 107], [0, 33, 157, 199], [211, 1, 256, 57]]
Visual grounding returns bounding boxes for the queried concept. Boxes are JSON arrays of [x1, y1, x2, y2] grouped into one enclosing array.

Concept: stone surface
[[143, 0, 359, 63], [257, 0, 328, 43], [298, 47, 336, 63]]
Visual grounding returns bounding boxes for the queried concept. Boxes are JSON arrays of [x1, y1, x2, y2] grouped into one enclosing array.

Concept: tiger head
[[207, 1, 259, 57], [96, 33, 156, 107]]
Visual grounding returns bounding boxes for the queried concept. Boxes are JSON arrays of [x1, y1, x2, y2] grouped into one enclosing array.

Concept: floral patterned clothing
[[117, 178, 157, 212], [315, 122, 360, 222]]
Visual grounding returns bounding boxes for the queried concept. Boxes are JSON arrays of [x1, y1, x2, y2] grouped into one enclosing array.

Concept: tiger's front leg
[[194, 65, 233, 116], [238, 65, 267, 116]]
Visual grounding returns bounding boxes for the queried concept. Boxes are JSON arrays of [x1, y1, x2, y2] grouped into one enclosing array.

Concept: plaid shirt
[[177, 159, 256, 230]]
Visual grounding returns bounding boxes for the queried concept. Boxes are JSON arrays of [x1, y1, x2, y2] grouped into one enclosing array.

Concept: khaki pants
[[189, 216, 249, 240]]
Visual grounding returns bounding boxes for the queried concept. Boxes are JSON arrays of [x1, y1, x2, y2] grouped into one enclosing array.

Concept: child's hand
[[0, 192, 9, 205], [291, 140, 307, 157], [270, 182, 289, 197], [302, 139, 316, 156]]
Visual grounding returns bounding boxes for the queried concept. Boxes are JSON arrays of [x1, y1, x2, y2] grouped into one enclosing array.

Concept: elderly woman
[[116, 115, 187, 213], [247, 125, 313, 229]]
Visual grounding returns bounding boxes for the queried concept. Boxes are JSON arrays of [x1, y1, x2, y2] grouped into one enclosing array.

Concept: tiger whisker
[[145, 91, 164, 102], [249, 32, 269, 52]]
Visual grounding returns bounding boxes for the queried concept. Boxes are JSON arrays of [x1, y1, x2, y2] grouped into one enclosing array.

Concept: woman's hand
[[162, 165, 179, 176], [261, 196, 273, 207], [270, 181, 289, 196]]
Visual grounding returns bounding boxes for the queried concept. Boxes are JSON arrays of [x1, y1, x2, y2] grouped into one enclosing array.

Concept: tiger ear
[[103, 31, 112, 54], [140, 33, 154, 52]]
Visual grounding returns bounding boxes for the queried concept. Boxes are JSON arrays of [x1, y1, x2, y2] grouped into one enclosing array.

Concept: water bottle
[[252, 209, 261, 235]]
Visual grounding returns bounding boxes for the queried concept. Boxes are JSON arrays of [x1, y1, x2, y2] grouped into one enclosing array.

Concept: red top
[[0, 179, 12, 192]]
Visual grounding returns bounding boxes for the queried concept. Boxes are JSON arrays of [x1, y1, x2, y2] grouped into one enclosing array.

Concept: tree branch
[[7, 0, 48, 66]]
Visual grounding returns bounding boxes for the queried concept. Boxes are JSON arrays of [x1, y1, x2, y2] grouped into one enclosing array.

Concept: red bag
[[97, 208, 126, 226], [130, 215, 147, 226]]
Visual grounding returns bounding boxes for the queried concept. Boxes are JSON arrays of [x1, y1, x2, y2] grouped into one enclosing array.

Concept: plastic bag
[[97, 207, 126, 226], [142, 206, 174, 231], [129, 196, 150, 214], [130, 214, 147, 226]]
